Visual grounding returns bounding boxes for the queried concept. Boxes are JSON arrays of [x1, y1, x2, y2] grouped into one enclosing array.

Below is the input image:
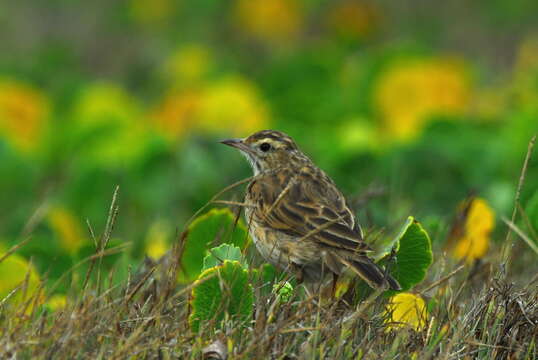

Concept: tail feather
[[350, 258, 401, 291]]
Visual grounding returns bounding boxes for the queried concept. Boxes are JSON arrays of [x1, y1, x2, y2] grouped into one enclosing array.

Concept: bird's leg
[[291, 263, 315, 300], [291, 263, 304, 284], [331, 273, 339, 298]]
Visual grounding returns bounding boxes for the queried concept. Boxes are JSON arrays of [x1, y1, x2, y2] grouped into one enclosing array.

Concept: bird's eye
[[259, 142, 271, 152]]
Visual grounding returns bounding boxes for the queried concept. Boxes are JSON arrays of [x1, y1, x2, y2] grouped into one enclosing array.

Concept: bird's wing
[[250, 166, 371, 253]]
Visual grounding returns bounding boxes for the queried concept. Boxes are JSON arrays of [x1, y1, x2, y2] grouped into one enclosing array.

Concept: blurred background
[[1, 0, 537, 297]]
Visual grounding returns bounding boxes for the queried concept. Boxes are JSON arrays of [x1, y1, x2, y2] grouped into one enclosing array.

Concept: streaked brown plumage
[[221, 130, 400, 290]]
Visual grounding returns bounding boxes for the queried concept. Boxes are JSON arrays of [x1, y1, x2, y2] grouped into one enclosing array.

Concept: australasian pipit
[[221, 130, 401, 291]]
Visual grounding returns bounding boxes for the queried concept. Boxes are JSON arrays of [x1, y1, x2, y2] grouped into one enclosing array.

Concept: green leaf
[[179, 208, 250, 283], [388, 217, 433, 292], [250, 263, 279, 296], [189, 260, 253, 332], [273, 281, 294, 302], [260, 263, 278, 284], [202, 244, 244, 271]]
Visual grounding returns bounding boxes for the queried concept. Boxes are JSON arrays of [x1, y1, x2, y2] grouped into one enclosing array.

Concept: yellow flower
[[152, 75, 269, 141], [374, 57, 470, 141], [129, 0, 174, 26], [163, 45, 213, 86], [145, 220, 170, 260], [75, 82, 139, 127], [385, 292, 427, 331], [327, 0, 381, 40], [0, 79, 50, 152], [46, 294, 67, 311], [197, 76, 269, 135], [74, 82, 150, 167], [151, 90, 200, 142], [48, 207, 86, 254], [451, 198, 495, 263], [234, 0, 302, 44], [0, 249, 41, 309]]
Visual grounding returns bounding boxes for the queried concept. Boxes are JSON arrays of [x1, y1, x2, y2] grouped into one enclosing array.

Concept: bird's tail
[[348, 257, 401, 291]]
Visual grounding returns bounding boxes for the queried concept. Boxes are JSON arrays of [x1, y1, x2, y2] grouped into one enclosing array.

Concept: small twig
[[296, 214, 347, 243], [502, 217, 538, 256], [211, 200, 254, 208], [83, 186, 120, 293], [86, 218, 98, 250], [279, 326, 322, 334], [167, 230, 189, 294], [421, 265, 465, 293], [124, 266, 156, 305], [20, 200, 51, 238], [101, 185, 121, 250], [181, 175, 257, 233], [266, 173, 297, 216], [0, 237, 33, 264], [517, 202, 538, 244], [465, 340, 525, 352], [0, 284, 22, 308]]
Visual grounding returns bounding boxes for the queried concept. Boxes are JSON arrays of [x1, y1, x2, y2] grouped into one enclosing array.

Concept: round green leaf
[[389, 216, 433, 292], [189, 260, 253, 332], [202, 244, 245, 271], [179, 208, 250, 283]]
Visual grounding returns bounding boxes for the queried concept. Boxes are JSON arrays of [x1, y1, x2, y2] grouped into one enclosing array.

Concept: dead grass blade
[[82, 185, 120, 292], [0, 236, 33, 264], [501, 134, 536, 267], [502, 216, 538, 256]]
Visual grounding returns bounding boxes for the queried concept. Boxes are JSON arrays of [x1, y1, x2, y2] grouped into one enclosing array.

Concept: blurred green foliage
[[0, 0, 537, 297]]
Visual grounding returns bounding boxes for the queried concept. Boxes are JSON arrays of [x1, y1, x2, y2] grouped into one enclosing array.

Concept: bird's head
[[220, 130, 306, 174]]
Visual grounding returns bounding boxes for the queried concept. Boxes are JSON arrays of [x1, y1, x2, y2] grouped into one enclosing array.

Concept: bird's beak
[[219, 138, 242, 147], [219, 138, 252, 153]]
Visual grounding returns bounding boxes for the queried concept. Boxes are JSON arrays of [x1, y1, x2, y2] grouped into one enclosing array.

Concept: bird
[[220, 130, 401, 291]]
